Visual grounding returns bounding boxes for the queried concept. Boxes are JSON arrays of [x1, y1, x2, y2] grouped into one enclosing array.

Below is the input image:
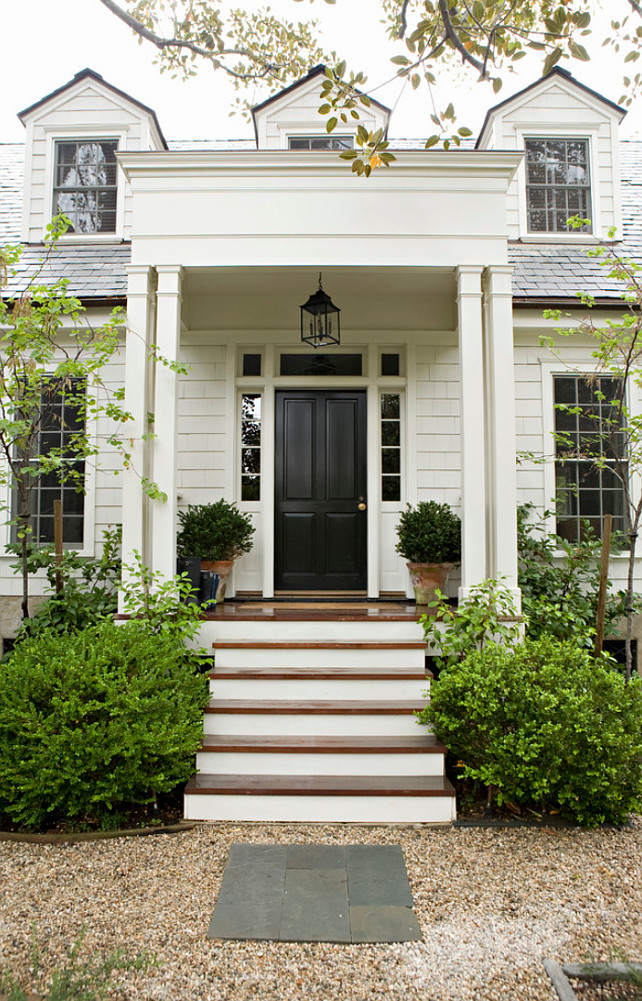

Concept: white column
[[485, 265, 521, 608], [457, 266, 487, 597], [152, 266, 183, 581], [121, 265, 156, 588]]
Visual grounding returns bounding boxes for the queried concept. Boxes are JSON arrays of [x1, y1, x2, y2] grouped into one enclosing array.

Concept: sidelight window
[[381, 393, 401, 502], [241, 394, 261, 501]]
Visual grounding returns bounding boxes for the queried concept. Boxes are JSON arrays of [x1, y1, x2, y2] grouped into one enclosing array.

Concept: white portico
[[117, 147, 522, 603]]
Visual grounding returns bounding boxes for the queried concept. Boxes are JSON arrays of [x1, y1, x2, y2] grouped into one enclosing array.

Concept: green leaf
[[391, 55, 412, 65], [568, 40, 590, 61], [543, 47, 563, 75], [492, 76, 503, 93], [339, 149, 358, 159], [326, 117, 338, 133], [458, 127, 473, 137]]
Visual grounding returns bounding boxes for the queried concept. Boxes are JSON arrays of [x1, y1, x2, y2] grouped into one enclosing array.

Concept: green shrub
[[518, 505, 628, 644], [419, 635, 642, 826], [0, 620, 209, 831], [420, 578, 521, 671], [9, 527, 121, 646], [395, 501, 461, 564]]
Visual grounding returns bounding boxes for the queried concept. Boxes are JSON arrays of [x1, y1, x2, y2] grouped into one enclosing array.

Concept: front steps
[[184, 611, 456, 824]]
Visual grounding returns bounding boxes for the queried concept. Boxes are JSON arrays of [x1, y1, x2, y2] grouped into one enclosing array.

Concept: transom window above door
[[288, 136, 354, 150], [53, 140, 118, 234], [525, 138, 591, 234]]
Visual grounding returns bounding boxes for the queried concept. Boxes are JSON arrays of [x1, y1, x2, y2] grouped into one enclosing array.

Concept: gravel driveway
[[1, 818, 640, 1000]]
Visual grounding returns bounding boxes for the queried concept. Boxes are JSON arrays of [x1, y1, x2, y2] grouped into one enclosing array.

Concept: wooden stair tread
[[212, 641, 426, 650], [210, 667, 427, 680], [205, 699, 425, 714], [185, 773, 455, 797], [200, 734, 444, 753]]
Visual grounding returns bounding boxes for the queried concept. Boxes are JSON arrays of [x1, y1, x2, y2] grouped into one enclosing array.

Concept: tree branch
[[95, 0, 285, 80], [626, 0, 642, 16], [398, 0, 411, 38], [438, 0, 486, 74]]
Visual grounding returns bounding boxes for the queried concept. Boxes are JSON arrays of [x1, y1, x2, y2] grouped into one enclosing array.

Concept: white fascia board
[[117, 149, 523, 186]]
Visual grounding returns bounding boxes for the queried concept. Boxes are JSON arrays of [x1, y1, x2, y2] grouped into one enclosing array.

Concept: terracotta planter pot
[[406, 562, 453, 606], [201, 559, 234, 603]]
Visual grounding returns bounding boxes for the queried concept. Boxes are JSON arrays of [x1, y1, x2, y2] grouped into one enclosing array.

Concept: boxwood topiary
[[176, 499, 255, 562], [419, 635, 642, 826], [0, 620, 209, 831], [395, 501, 461, 564]]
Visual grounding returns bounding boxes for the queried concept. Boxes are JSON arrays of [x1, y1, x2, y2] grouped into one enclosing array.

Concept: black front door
[[275, 390, 367, 590]]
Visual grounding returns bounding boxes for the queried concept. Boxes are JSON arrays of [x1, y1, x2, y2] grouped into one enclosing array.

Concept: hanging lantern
[[300, 273, 341, 348]]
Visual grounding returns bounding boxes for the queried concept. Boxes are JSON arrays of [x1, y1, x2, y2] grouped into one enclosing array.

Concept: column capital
[[126, 264, 157, 298], [156, 265, 184, 297], [456, 266, 484, 298], [484, 264, 514, 297]]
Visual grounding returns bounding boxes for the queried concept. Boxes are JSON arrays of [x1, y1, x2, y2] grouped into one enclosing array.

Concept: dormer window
[[53, 140, 118, 234], [525, 138, 592, 234], [288, 136, 354, 151]]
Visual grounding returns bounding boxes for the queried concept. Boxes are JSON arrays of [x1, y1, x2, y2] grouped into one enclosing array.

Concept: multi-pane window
[[14, 380, 86, 546], [288, 136, 354, 150], [526, 139, 591, 233], [241, 394, 261, 501], [381, 393, 401, 502], [554, 375, 627, 542], [53, 140, 118, 233]]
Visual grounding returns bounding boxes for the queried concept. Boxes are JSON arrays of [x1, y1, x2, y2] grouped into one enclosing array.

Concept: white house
[[0, 65, 639, 823]]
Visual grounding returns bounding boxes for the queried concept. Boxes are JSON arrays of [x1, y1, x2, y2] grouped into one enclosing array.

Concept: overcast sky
[[1, 0, 640, 144]]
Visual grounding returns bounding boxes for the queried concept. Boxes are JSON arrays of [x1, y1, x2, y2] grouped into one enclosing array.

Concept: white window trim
[[540, 359, 636, 554], [516, 126, 601, 241], [42, 126, 129, 242], [0, 379, 98, 567]]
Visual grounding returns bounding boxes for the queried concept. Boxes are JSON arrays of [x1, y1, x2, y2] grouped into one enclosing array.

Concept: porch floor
[[202, 599, 437, 623]]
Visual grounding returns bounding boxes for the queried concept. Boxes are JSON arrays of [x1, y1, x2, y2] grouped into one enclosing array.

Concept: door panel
[[275, 390, 367, 590]]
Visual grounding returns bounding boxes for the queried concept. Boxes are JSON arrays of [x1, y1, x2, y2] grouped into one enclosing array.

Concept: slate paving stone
[[280, 869, 351, 943], [207, 843, 421, 944], [287, 844, 346, 869], [207, 898, 283, 941], [350, 905, 422, 944], [347, 874, 414, 908]]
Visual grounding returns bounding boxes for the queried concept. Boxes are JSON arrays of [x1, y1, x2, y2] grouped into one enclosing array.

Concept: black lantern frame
[[300, 273, 341, 348]]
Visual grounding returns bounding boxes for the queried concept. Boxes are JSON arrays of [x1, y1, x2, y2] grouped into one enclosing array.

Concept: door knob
[[358, 502, 367, 511]]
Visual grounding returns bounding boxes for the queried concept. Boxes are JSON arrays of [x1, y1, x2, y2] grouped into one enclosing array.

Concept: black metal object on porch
[[300, 273, 341, 348]]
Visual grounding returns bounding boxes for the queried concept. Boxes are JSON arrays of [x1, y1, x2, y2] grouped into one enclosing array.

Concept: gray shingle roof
[[509, 141, 642, 301], [2, 138, 642, 303]]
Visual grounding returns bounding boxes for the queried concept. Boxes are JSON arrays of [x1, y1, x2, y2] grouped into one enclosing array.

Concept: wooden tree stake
[[594, 513, 613, 658], [53, 499, 63, 594]]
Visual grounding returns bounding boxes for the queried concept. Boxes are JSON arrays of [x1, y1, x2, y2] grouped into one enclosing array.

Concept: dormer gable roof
[[18, 68, 168, 150], [476, 66, 625, 149], [251, 64, 390, 148]]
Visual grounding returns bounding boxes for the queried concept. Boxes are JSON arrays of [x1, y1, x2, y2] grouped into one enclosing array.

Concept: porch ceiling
[[182, 265, 458, 332]]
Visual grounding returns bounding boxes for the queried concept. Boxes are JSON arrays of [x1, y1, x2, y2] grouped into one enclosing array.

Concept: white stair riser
[[204, 712, 425, 736], [198, 620, 426, 645], [184, 792, 456, 824], [196, 750, 444, 776], [209, 678, 430, 699], [214, 648, 426, 670]]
